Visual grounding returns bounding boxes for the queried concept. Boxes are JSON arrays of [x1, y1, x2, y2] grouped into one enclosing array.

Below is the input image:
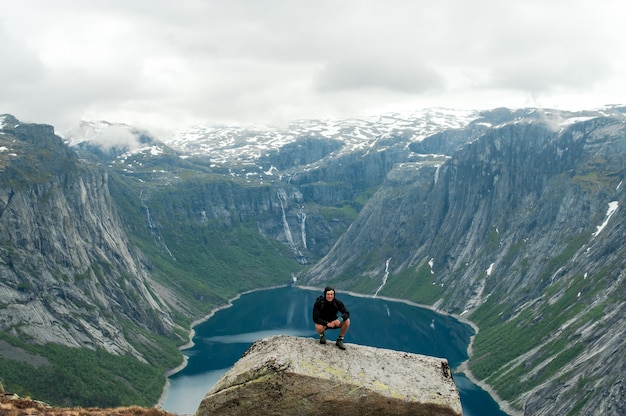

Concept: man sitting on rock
[[312, 286, 351, 350]]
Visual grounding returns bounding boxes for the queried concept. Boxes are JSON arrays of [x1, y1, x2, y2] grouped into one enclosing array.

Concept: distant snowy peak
[[64, 120, 132, 145], [166, 108, 480, 165], [0, 114, 20, 131], [63, 120, 166, 161]]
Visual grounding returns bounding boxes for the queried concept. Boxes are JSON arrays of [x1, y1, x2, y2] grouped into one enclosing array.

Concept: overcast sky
[[1, 0, 624, 135]]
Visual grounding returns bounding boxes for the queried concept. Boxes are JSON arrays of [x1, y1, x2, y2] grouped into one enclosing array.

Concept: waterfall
[[434, 164, 441, 184], [277, 190, 296, 250], [373, 257, 392, 297], [140, 189, 175, 259], [277, 190, 306, 263], [140, 190, 156, 230], [298, 206, 307, 249]]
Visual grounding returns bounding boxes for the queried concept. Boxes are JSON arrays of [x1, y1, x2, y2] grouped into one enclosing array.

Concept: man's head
[[324, 286, 335, 302]]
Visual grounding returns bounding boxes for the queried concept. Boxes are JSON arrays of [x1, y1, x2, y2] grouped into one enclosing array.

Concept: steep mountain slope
[[0, 115, 178, 348], [0, 115, 186, 406], [302, 109, 626, 415]]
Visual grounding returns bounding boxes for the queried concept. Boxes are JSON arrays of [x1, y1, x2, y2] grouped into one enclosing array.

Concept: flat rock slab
[[196, 335, 462, 416]]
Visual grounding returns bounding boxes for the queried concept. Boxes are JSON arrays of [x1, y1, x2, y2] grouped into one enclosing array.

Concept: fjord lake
[[162, 286, 507, 416]]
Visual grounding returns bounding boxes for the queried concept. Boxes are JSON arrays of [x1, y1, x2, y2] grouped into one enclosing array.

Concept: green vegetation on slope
[[376, 262, 446, 305], [469, 262, 610, 408], [137, 221, 303, 312], [0, 331, 177, 408], [109, 172, 304, 317]]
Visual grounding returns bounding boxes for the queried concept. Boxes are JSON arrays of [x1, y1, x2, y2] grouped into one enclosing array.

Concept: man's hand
[[326, 319, 342, 328]]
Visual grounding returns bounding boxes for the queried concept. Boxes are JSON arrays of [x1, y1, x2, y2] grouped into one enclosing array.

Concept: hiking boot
[[335, 337, 346, 350], [319, 333, 327, 345]]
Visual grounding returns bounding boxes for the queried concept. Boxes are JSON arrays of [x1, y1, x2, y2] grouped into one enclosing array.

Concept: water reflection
[[202, 328, 311, 344]]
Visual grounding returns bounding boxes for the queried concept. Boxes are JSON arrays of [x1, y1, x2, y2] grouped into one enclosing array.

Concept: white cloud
[[315, 56, 444, 93], [65, 121, 146, 151], [1, 0, 624, 135]]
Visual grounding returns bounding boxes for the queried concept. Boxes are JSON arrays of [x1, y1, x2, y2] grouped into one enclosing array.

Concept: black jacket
[[312, 295, 350, 326]]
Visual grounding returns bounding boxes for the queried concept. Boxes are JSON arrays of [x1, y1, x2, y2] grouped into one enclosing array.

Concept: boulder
[[196, 335, 462, 416]]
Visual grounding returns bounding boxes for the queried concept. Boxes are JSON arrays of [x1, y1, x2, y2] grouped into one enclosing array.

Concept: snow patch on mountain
[[592, 201, 619, 238], [63, 106, 625, 173], [165, 108, 479, 165]]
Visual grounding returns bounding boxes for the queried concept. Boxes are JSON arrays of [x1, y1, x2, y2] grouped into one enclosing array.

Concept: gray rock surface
[[196, 335, 462, 416], [0, 115, 180, 359]]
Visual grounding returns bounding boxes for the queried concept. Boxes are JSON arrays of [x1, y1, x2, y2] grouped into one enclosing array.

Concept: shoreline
[[155, 285, 289, 408], [451, 320, 522, 416], [156, 284, 520, 416]]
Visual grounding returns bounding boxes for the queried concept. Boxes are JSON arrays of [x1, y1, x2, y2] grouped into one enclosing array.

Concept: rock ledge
[[196, 335, 462, 416]]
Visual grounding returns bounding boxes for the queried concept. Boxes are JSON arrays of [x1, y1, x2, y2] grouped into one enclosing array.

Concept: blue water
[[162, 286, 508, 415]]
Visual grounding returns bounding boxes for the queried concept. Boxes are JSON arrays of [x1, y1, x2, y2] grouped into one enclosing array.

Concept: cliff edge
[[196, 335, 462, 416]]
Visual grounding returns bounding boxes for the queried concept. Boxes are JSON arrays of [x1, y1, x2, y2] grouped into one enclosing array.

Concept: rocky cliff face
[[197, 335, 462, 416], [0, 114, 181, 358], [302, 110, 626, 415]]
